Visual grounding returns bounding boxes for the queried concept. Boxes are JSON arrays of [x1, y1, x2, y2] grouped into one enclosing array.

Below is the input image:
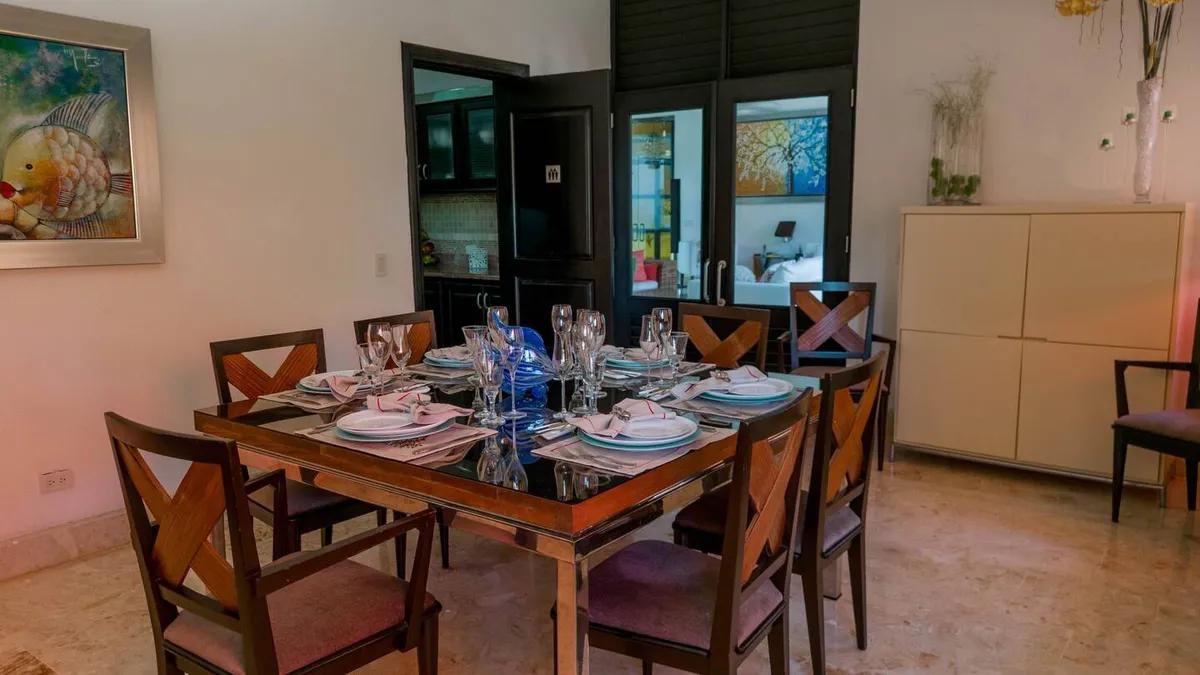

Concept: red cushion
[[643, 262, 661, 283], [163, 560, 438, 674], [633, 249, 649, 282]]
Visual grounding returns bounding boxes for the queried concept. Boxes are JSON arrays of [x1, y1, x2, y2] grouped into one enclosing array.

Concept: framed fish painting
[[0, 3, 163, 269]]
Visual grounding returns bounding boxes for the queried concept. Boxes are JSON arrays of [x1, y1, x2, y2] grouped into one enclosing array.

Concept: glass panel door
[[422, 108, 456, 181], [613, 85, 712, 345], [463, 103, 496, 181]]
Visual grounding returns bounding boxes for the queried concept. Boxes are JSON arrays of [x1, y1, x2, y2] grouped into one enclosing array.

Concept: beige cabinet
[[896, 330, 1022, 460], [1017, 341, 1165, 482], [896, 204, 1196, 485], [899, 215, 1030, 337]]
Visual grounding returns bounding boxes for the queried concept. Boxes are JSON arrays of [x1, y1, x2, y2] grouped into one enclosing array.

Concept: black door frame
[[612, 83, 716, 345], [400, 43, 530, 308], [711, 65, 856, 328]]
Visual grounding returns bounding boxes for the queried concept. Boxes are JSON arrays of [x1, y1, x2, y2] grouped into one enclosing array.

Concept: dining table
[[194, 368, 821, 675]]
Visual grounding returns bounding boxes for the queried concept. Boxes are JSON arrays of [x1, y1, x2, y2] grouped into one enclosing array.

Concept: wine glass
[[473, 343, 503, 426], [639, 315, 660, 362], [486, 306, 509, 344], [663, 331, 690, 384], [498, 326, 526, 420], [365, 322, 393, 393], [650, 308, 673, 385], [389, 324, 411, 382], [551, 326, 575, 420], [569, 324, 589, 414], [551, 304, 573, 336], [503, 430, 529, 492], [477, 434, 506, 485], [462, 325, 489, 411]]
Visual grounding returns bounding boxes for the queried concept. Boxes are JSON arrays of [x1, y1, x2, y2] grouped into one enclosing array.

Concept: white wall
[[0, 0, 608, 540], [854, 0, 1200, 333]]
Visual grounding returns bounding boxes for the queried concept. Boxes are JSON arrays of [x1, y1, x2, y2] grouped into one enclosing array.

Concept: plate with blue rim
[[423, 356, 474, 369], [297, 370, 386, 394], [699, 378, 794, 403], [331, 419, 453, 443], [577, 427, 702, 453], [606, 356, 670, 370]]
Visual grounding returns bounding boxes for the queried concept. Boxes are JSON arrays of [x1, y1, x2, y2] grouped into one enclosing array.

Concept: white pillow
[[763, 257, 823, 283], [734, 264, 757, 282]]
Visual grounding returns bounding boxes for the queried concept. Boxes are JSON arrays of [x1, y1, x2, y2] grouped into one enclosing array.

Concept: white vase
[[1133, 77, 1163, 203]]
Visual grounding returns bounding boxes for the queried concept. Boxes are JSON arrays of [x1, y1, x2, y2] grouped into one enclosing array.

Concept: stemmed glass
[[495, 325, 526, 420], [569, 324, 589, 414], [477, 434, 506, 485], [550, 304, 575, 420], [365, 322, 393, 394], [503, 431, 529, 492], [389, 324, 411, 382], [472, 341, 503, 426], [486, 306, 509, 342], [663, 331, 690, 384], [639, 315, 661, 361], [462, 325, 489, 412], [650, 307, 673, 385], [576, 311, 607, 414]]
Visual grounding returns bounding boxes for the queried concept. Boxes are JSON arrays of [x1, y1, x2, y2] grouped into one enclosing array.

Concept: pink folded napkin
[[669, 365, 769, 401], [365, 391, 473, 426], [427, 345, 472, 361], [316, 374, 364, 402], [567, 398, 676, 438]]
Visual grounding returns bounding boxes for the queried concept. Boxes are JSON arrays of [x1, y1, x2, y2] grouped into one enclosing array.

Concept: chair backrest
[[106, 412, 280, 673], [353, 310, 437, 367], [710, 392, 813, 656], [209, 329, 327, 405], [678, 302, 771, 370], [802, 353, 886, 560], [787, 282, 876, 370]]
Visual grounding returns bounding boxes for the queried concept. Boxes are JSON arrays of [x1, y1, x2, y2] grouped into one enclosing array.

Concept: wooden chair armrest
[[1114, 360, 1197, 417], [254, 509, 435, 597]]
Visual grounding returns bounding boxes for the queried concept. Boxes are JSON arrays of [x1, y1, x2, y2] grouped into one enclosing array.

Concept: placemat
[[533, 427, 736, 477], [298, 423, 494, 463]]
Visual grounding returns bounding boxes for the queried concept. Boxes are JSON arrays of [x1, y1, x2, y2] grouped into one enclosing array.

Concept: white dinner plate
[[335, 410, 414, 435], [332, 419, 453, 443], [578, 428, 702, 453], [423, 356, 474, 369], [579, 417, 698, 448], [299, 370, 387, 394], [617, 416, 698, 441], [700, 378, 794, 402], [607, 357, 669, 370]]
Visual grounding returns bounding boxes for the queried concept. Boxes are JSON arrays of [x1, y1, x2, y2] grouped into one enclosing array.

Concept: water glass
[[462, 325, 489, 411], [365, 322, 393, 393], [477, 435, 506, 485], [388, 324, 410, 381], [664, 331, 690, 384], [650, 307, 673, 385], [498, 326, 526, 420], [473, 343, 503, 426], [639, 314, 661, 361]]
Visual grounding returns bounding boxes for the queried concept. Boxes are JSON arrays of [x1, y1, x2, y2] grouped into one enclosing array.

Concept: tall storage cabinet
[[895, 204, 1198, 485]]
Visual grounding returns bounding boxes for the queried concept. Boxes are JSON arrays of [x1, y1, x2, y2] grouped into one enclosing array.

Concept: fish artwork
[[0, 93, 134, 240]]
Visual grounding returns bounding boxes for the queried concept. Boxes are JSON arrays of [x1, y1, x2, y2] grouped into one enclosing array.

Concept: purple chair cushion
[[588, 540, 783, 651], [1115, 409, 1200, 444], [164, 560, 436, 674], [247, 482, 353, 517], [673, 487, 862, 557]]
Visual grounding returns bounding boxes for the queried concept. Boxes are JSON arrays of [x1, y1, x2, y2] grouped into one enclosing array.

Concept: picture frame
[[0, 2, 163, 270], [735, 114, 828, 198]]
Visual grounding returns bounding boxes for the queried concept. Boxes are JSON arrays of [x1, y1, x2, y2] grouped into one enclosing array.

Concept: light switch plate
[[375, 253, 387, 277]]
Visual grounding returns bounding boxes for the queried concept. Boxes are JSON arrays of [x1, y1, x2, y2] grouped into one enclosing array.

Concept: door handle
[[420, 164, 428, 180], [716, 260, 727, 306], [476, 292, 482, 309], [702, 259, 711, 302], [483, 292, 489, 307]]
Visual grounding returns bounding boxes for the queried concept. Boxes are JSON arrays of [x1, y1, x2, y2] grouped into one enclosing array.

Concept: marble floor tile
[[2, 450, 1200, 674]]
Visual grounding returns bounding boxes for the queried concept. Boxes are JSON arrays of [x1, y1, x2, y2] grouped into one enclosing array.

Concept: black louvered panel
[[728, 0, 859, 79], [615, 0, 723, 91]]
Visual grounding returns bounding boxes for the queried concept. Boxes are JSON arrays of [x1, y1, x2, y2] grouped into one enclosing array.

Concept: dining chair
[[671, 354, 886, 674], [678, 302, 771, 371], [777, 282, 896, 470], [106, 412, 441, 675], [209, 330, 401, 575], [565, 392, 813, 675], [1112, 301, 1200, 521], [352, 312, 452, 571], [354, 310, 438, 367]]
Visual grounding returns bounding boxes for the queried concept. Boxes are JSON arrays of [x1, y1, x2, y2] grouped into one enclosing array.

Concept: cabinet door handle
[[476, 292, 482, 309], [702, 259, 711, 302], [483, 292, 489, 307], [715, 260, 727, 306]]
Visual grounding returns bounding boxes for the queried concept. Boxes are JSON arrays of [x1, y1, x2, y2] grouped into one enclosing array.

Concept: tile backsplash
[[420, 193, 499, 269]]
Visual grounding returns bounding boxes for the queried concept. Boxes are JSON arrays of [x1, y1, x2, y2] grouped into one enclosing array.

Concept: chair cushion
[[248, 481, 354, 517], [790, 365, 888, 392], [164, 560, 437, 674], [1114, 409, 1200, 444], [672, 486, 863, 558], [588, 540, 783, 651]]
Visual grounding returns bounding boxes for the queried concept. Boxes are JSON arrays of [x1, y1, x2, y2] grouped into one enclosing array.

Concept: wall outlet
[[39, 469, 74, 494], [374, 253, 388, 277]]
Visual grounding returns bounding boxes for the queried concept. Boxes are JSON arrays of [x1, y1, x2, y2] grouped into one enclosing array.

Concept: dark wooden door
[[443, 281, 485, 342], [612, 84, 714, 346], [496, 70, 612, 342], [710, 66, 855, 334]]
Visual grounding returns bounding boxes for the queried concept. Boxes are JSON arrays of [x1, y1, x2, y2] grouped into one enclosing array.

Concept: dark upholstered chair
[[209, 330, 401, 575], [571, 392, 814, 675], [776, 282, 896, 470], [1113, 303, 1200, 521], [678, 302, 772, 371], [674, 354, 887, 673], [352, 312, 452, 572], [106, 412, 441, 675]]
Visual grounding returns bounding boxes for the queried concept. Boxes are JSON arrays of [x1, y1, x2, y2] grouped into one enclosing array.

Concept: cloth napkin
[[365, 391, 473, 426], [566, 398, 676, 438], [314, 374, 364, 402], [669, 365, 769, 401], [600, 345, 659, 362], [427, 345, 472, 362]]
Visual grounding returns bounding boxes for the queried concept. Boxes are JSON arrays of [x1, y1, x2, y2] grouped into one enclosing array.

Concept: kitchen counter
[[423, 264, 500, 282]]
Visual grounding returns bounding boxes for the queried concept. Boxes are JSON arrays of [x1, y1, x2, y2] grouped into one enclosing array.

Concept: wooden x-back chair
[[106, 412, 441, 675], [353, 310, 438, 367], [678, 302, 771, 371], [209, 330, 397, 568]]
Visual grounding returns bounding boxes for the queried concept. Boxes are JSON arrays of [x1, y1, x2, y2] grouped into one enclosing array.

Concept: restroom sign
[[545, 165, 562, 184]]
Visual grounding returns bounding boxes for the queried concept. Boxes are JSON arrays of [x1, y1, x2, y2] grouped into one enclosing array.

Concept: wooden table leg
[[555, 559, 589, 675], [211, 514, 227, 560]]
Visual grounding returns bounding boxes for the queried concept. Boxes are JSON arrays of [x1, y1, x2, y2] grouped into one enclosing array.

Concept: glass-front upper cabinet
[[417, 103, 457, 188], [629, 109, 705, 301], [462, 100, 496, 185]]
